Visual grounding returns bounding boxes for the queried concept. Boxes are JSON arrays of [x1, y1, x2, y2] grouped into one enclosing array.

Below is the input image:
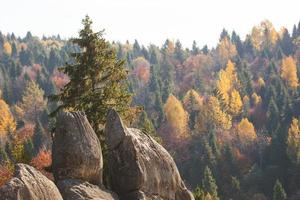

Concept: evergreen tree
[[231, 31, 244, 57], [161, 57, 174, 102], [149, 49, 159, 65], [138, 111, 156, 136], [133, 39, 141, 57], [48, 48, 59, 73], [220, 28, 229, 41], [267, 97, 280, 134], [279, 29, 294, 56], [272, 180, 287, 200], [33, 120, 45, 154], [0, 146, 8, 163], [11, 42, 17, 58], [174, 40, 185, 63], [292, 25, 297, 39], [50, 16, 132, 136], [194, 186, 206, 200], [202, 45, 209, 55], [192, 40, 200, 55], [202, 166, 219, 200]]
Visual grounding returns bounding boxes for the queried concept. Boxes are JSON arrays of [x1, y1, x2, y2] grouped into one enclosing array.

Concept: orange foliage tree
[[133, 57, 150, 86], [0, 163, 14, 187], [30, 150, 52, 170], [3, 41, 12, 56]]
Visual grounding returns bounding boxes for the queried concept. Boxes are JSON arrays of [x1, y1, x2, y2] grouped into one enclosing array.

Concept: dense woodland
[[1, 18, 300, 199]]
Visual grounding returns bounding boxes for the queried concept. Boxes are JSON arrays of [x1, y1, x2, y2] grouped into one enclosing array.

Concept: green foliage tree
[[273, 180, 287, 200], [202, 166, 219, 200], [50, 16, 132, 135], [194, 186, 206, 200]]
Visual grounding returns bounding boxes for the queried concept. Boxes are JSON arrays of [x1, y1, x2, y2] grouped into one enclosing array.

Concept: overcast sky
[[0, 0, 299, 48]]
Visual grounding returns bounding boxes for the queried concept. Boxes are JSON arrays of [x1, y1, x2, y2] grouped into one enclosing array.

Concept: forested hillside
[[1, 19, 300, 199]]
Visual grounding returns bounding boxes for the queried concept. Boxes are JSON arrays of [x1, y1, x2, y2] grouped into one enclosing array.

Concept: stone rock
[[0, 164, 63, 200], [52, 111, 103, 185], [105, 109, 194, 200], [57, 179, 119, 200]]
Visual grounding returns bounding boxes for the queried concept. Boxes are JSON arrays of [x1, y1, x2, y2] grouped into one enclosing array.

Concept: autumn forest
[[1, 18, 300, 200]]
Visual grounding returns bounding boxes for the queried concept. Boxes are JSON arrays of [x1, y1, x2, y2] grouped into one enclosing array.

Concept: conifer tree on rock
[[50, 16, 131, 135]]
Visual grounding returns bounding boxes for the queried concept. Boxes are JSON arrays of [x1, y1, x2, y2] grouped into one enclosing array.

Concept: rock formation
[[0, 164, 63, 200], [57, 179, 119, 200], [52, 111, 103, 185], [0, 110, 194, 200], [105, 109, 194, 200]]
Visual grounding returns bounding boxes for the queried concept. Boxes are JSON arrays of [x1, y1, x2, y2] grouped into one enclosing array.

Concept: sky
[[0, 0, 299, 48]]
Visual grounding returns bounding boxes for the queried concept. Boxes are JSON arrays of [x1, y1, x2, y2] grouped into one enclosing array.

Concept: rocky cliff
[[0, 110, 194, 200]]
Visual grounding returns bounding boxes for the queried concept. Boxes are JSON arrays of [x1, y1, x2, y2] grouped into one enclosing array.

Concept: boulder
[[0, 164, 63, 200], [57, 179, 118, 200], [105, 109, 194, 200], [52, 111, 103, 185]]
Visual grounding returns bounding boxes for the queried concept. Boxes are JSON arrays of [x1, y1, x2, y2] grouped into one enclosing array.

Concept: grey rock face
[[0, 164, 63, 200], [57, 179, 119, 200], [52, 111, 103, 185], [105, 109, 194, 200]]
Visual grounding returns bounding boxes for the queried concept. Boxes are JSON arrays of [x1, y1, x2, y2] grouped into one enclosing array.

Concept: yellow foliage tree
[[280, 56, 299, 90], [217, 37, 237, 65], [19, 81, 47, 122], [237, 118, 257, 143], [251, 20, 278, 50], [229, 89, 243, 116], [286, 118, 300, 164], [164, 94, 188, 138], [251, 93, 262, 106], [251, 26, 263, 51], [216, 60, 240, 108], [196, 96, 232, 131], [3, 42, 12, 56], [0, 91, 16, 136], [260, 20, 278, 46], [257, 77, 265, 88]]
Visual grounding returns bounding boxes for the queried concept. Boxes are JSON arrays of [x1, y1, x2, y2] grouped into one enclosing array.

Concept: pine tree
[[48, 48, 59, 73], [49, 16, 132, 135], [272, 180, 287, 200], [202, 166, 219, 200], [192, 40, 200, 55], [174, 40, 185, 63], [279, 29, 294, 56], [138, 111, 156, 137], [194, 186, 206, 200], [33, 120, 46, 154], [11, 42, 17, 58], [267, 97, 280, 133]]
